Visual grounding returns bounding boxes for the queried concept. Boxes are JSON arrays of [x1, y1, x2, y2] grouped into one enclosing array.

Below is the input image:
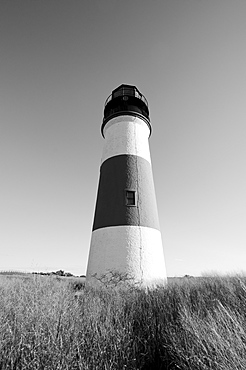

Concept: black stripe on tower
[[92, 154, 160, 231]]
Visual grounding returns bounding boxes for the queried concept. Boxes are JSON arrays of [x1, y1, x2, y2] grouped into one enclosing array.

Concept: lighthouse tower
[[86, 84, 167, 287]]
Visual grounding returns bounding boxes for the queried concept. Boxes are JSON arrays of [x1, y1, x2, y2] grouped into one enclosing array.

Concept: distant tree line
[[0, 270, 85, 278], [32, 270, 85, 278]]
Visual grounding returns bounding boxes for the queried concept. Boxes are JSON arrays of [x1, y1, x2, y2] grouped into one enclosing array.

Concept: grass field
[[0, 274, 246, 369]]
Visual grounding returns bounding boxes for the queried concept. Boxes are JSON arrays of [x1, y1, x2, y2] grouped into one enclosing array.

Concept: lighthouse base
[[86, 225, 167, 288]]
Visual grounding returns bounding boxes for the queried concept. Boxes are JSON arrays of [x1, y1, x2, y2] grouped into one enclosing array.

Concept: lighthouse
[[86, 84, 167, 287]]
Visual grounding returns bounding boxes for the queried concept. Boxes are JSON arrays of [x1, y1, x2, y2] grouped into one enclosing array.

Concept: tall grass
[[0, 275, 246, 369]]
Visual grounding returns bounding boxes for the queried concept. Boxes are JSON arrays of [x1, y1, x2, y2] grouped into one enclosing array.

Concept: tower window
[[125, 190, 136, 206]]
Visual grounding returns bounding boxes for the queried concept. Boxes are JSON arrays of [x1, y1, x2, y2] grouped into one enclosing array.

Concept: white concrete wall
[[87, 225, 167, 287], [101, 115, 151, 164]]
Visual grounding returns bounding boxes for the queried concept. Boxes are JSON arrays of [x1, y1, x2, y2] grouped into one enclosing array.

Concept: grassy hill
[[0, 274, 245, 369]]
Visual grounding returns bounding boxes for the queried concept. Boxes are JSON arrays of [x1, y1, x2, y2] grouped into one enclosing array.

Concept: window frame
[[125, 190, 137, 207]]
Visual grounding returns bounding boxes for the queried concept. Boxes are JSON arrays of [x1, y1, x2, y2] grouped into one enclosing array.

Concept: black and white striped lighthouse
[[86, 84, 167, 287]]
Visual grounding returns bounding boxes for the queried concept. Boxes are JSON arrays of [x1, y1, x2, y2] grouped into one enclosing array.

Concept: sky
[[1, 0, 246, 277]]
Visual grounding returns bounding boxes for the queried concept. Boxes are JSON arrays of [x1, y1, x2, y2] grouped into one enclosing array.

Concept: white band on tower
[[102, 115, 151, 164]]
